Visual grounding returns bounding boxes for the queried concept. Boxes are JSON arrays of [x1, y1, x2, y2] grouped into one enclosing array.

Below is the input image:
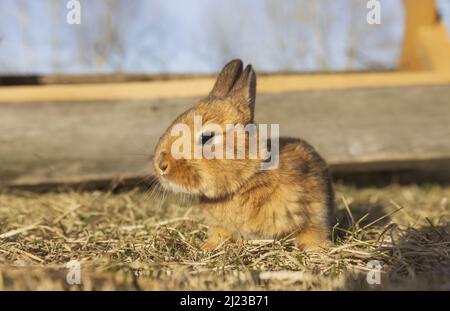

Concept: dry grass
[[0, 183, 449, 290]]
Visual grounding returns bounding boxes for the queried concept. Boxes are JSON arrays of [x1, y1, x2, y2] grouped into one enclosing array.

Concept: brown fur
[[153, 59, 335, 251]]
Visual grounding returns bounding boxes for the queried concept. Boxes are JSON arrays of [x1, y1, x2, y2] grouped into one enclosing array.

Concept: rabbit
[[153, 59, 335, 251]]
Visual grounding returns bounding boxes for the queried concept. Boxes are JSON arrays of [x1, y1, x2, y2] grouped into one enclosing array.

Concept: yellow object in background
[[400, 0, 450, 72]]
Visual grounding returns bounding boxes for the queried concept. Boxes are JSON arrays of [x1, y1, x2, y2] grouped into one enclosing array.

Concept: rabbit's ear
[[229, 64, 257, 119], [209, 59, 243, 97]]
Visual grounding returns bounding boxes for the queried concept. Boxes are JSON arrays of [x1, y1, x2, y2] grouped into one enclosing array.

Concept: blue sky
[[0, 0, 449, 75]]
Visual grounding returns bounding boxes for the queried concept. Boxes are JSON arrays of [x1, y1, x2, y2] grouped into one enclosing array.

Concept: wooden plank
[[0, 73, 203, 86], [1, 85, 449, 188], [1, 72, 450, 103]]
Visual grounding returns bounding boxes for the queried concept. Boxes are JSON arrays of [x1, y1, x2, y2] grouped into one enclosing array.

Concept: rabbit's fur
[[153, 59, 335, 250]]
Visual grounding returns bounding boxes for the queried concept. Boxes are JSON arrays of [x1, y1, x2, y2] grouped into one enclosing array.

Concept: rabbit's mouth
[[157, 174, 200, 195]]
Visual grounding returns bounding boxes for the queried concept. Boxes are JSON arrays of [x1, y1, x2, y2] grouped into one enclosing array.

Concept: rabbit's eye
[[200, 132, 215, 145]]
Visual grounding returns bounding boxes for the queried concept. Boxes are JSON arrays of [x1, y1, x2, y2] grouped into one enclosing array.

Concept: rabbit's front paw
[[200, 238, 221, 251], [295, 226, 330, 251], [200, 227, 233, 251]]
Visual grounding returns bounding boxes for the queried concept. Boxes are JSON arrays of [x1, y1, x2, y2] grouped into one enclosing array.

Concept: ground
[[0, 183, 449, 290]]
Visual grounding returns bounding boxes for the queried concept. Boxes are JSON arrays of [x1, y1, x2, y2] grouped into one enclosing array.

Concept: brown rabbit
[[153, 59, 335, 251]]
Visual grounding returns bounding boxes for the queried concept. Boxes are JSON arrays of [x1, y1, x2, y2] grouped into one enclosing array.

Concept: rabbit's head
[[153, 59, 262, 199]]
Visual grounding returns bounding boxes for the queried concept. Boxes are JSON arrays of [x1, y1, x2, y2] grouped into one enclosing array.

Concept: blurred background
[[0, 0, 449, 75], [0, 0, 449, 188]]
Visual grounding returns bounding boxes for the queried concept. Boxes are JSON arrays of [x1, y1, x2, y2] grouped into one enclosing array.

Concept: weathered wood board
[[1, 85, 449, 188], [1, 72, 450, 103]]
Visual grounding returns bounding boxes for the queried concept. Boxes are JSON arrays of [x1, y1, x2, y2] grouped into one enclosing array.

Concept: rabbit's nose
[[157, 152, 169, 175]]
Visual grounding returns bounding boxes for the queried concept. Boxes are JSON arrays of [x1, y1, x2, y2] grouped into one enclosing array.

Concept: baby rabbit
[[153, 59, 335, 251]]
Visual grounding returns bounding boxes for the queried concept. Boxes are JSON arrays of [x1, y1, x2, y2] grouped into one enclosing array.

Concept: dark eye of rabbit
[[200, 132, 215, 145]]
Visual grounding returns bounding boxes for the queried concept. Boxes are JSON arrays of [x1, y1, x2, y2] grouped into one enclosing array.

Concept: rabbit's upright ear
[[229, 64, 257, 120], [209, 59, 243, 97]]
